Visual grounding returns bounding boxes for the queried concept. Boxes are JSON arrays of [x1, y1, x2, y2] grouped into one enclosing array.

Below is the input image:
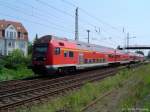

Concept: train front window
[[35, 46, 48, 53]]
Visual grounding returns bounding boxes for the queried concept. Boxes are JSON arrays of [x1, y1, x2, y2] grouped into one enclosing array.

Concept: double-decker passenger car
[[31, 35, 144, 74]]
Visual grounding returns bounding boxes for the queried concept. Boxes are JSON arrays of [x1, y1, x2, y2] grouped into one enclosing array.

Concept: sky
[[0, 0, 150, 53]]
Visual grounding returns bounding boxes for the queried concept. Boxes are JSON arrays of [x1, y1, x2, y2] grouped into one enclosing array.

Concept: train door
[[78, 53, 84, 64]]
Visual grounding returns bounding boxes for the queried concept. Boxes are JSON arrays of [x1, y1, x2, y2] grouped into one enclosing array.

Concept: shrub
[[4, 49, 31, 69], [0, 58, 6, 72]]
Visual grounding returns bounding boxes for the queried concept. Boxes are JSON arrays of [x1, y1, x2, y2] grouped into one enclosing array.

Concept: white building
[[0, 20, 28, 56]]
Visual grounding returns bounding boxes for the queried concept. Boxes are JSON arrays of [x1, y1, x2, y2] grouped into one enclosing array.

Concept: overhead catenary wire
[[60, 0, 122, 33], [0, 12, 74, 35], [15, 0, 75, 29], [35, 0, 123, 45], [35, 0, 101, 31], [59, 0, 124, 45], [0, 0, 124, 45], [0, 1, 74, 32]]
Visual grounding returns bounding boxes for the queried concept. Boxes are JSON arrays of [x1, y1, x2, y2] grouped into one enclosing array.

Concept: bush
[[0, 58, 6, 72], [4, 49, 31, 69]]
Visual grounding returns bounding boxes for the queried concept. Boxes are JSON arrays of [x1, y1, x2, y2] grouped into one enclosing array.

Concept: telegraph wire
[[0, 0, 123, 45], [0, 12, 74, 35], [60, 0, 122, 33], [0, 1, 74, 33], [36, 0, 74, 18], [16, 0, 74, 27], [35, 0, 101, 31], [59, 0, 123, 45]]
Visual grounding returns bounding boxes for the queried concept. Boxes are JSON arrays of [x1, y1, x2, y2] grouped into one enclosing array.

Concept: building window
[[14, 32, 16, 38], [8, 42, 11, 47], [2, 30, 5, 37], [18, 32, 21, 38], [55, 47, 60, 55], [19, 41, 25, 48], [10, 32, 13, 39], [8, 41, 15, 48], [7, 31, 9, 37], [69, 51, 74, 57]]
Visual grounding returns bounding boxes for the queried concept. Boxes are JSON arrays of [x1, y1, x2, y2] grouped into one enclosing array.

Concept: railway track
[[0, 66, 126, 111]]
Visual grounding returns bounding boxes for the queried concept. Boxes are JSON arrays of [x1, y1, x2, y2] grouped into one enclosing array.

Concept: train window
[[100, 59, 102, 62], [103, 59, 106, 62], [69, 51, 74, 57], [35, 45, 48, 53], [87, 59, 90, 63], [64, 51, 68, 57], [55, 47, 60, 55], [97, 59, 99, 63], [84, 59, 88, 63], [108, 54, 113, 58], [89, 59, 92, 63], [93, 59, 95, 63]]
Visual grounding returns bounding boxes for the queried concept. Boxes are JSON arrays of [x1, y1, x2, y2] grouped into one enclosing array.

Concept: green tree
[[135, 50, 144, 56], [5, 49, 25, 69], [147, 51, 150, 59], [0, 57, 5, 72], [33, 33, 38, 44], [28, 41, 33, 55]]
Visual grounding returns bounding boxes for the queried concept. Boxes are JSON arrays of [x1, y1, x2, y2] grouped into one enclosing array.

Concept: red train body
[[31, 35, 144, 74]]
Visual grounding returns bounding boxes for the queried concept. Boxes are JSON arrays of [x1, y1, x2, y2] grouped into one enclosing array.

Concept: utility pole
[[127, 32, 129, 49], [122, 27, 126, 49], [87, 29, 90, 44], [75, 7, 79, 41]]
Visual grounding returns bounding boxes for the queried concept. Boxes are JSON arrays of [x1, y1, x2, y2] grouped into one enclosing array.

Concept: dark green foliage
[[33, 33, 38, 44], [28, 42, 33, 55], [0, 58, 5, 72], [4, 49, 31, 70], [135, 50, 144, 56], [147, 51, 150, 59], [0, 49, 33, 81]]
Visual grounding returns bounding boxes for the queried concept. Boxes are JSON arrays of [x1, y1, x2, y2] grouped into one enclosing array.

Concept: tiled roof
[[0, 19, 28, 40], [0, 19, 27, 32]]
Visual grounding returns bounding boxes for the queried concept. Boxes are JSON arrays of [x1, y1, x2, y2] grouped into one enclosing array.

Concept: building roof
[[0, 19, 27, 32], [0, 19, 28, 40]]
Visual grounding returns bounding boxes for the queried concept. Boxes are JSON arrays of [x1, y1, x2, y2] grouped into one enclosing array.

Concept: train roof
[[38, 35, 131, 55], [39, 35, 119, 53]]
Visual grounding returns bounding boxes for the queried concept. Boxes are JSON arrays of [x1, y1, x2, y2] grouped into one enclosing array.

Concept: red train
[[31, 35, 144, 74]]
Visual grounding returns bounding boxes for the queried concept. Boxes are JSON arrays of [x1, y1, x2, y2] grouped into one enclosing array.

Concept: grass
[[119, 64, 150, 111], [18, 65, 143, 112], [0, 66, 33, 81]]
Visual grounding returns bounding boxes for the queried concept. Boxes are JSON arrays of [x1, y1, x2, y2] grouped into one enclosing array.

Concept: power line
[[35, 0, 92, 33], [0, 12, 74, 35], [16, 0, 74, 27], [0, 0, 90, 40], [1, 0, 122, 45], [35, 0, 99, 31], [59, 0, 124, 45], [0, 1, 73, 33], [60, 0, 122, 33], [36, 0, 74, 17]]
